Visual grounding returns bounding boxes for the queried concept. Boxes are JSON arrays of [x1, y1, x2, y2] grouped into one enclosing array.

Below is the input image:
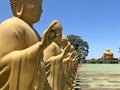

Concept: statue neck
[[20, 17, 34, 27]]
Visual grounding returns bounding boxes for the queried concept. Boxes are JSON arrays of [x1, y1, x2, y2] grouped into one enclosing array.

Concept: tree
[[67, 34, 89, 63]]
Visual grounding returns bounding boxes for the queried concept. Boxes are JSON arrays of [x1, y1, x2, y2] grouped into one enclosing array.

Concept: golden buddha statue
[[0, 0, 61, 89]]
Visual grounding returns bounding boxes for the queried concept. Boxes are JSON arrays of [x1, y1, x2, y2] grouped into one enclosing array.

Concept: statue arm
[[0, 41, 44, 90], [45, 44, 71, 64], [0, 41, 41, 62]]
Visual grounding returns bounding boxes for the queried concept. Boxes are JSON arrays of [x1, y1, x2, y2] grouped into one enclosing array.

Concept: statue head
[[70, 45, 75, 52], [10, 0, 42, 25], [60, 35, 69, 49]]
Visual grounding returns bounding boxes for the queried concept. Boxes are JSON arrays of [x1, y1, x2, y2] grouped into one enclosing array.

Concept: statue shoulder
[[0, 17, 24, 34], [1, 17, 23, 28], [0, 17, 30, 35], [44, 42, 59, 54]]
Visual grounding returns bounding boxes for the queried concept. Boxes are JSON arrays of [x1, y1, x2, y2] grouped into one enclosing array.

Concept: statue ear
[[16, 4, 24, 17]]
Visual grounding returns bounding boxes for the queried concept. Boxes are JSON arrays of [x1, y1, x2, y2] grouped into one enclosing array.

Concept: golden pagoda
[[101, 49, 114, 63]]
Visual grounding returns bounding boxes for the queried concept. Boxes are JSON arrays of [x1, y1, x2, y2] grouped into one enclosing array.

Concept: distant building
[[101, 49, 114, 63]]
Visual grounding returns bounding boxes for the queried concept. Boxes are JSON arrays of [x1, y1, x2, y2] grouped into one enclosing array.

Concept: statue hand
[[63, 44, 71, 57], [41, 20, 60, 49], [69, 52, 75, 60]]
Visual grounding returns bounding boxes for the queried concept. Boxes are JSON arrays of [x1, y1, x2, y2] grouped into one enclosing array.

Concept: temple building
[[101, 49, 114, 63]]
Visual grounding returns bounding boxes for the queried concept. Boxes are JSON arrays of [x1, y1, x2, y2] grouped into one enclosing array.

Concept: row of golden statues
[[0, 0, 78, 90]]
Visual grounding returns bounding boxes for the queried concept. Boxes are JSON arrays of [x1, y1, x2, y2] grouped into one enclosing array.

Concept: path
[[75, 64, 120, 90]]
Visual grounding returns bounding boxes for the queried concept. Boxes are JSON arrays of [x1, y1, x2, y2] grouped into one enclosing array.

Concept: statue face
[[22, 0, 43, 23], [61, 38, 68, 48]]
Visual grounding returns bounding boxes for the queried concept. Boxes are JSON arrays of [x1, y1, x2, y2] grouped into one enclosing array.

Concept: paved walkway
[[75, 64, 120, 90]]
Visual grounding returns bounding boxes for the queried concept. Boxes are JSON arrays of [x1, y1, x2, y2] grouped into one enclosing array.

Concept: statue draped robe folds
[[0, 17, 45, 90], [43, 42, 64, 90], [0, 17, 78, 90], [0, 0, 78, 89]]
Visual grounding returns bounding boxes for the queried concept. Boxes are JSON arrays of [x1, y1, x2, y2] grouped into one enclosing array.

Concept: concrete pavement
[[75, 64, 120, 90]]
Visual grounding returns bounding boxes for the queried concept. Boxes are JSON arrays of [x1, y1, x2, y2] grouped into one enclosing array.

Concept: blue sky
[[0, 0, 120, 59]]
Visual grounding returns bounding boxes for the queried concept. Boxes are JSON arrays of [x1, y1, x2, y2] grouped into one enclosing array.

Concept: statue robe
[[0, 17, 45, 90], [62, 57, 70, 90], [43, 42, 65, 90]]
